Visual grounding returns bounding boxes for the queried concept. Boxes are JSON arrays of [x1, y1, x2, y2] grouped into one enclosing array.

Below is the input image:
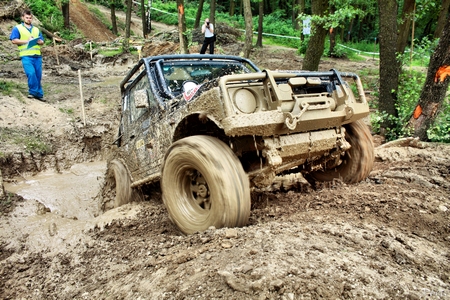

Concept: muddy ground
[[1, 2, 450, 299]]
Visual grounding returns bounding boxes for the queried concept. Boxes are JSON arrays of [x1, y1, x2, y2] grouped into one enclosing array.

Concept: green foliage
[[427, 99, 450, 143], [370, 69, 450, 142], [25, 0, 76, 40], [0, 128, 52, 154], [0, 80, 28, 101]]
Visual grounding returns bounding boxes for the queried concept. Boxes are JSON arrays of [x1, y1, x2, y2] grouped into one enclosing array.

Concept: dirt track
[[1, 1, 449, 299]]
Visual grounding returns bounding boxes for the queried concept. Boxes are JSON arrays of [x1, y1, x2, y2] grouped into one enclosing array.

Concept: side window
[[128, 72, 157, 122]]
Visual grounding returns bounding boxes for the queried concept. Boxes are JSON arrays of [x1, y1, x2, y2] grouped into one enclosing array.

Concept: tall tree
[[140, 0, 147, 37], [302, 0, 329, 71], [243, 0, 253, 58], [230, 0, 236, 16], [292, 0, 304, 30], [194, 0, 205, 28], [377, 0, 399, 132], [61, 0, 70, 29], [177, 0, 189, 54], [124, 0, 132, 52], [110, 0, 118, 35], [396, 0, 415, 56], [434, 0, 450, 38], [209, 0, 216, 25], [408, 15, 450, 140], [256, 0, 264, 47]]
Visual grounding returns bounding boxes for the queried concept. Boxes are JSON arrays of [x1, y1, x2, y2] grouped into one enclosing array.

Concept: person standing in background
[[200, 18, 214, 54], [10, 9, 45, 101]]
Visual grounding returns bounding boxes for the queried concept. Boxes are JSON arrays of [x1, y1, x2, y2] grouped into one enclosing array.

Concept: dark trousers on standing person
[[200, 36, 214, 54]]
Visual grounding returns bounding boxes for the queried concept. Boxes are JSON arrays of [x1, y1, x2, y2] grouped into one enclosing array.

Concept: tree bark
[[377, 0, 399, 131], [434, 0, 450, 38], [62, 1, 70, 29], [243, 0, 253, 58], [408, 15, 450, 140], [177, 0, 189, 54], [209, 0, 216, 25], [194, 0, 204, 28], [229, 0, 235, 17], [302, 0, 328, 71], [396, 0, 415, 55], [140, 0, 147, 37], [124, 0, 132, 52], [110, 3, 118, 35], [256, 0, 263, 48]]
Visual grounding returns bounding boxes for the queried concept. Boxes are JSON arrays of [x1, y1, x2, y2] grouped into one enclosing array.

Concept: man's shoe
[[36, 96, 46, 102], [27, 94, 34, 99]]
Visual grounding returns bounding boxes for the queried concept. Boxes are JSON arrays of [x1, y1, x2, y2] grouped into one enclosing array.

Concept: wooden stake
[[53, 37, 59, 65], [78, 69, 86, 126]]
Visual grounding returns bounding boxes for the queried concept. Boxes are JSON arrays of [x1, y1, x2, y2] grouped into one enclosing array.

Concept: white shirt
[[202, 23, 214, 38]]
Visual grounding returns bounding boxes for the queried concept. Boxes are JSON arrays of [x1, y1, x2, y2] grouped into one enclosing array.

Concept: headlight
[[233, 88, 257, 113]]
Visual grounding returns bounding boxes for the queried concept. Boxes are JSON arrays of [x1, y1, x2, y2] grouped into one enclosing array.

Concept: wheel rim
[[187, 169, 211, 210]]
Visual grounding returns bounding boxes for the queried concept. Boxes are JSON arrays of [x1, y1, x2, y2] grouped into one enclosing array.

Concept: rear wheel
[[161, 135, 251, 234], [103, 159, 134, 210], [311, 120, 374, 184]]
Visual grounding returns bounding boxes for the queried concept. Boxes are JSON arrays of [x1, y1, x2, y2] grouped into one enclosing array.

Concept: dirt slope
[[0, 2, 449, 299], [69, 0, 114, 42]]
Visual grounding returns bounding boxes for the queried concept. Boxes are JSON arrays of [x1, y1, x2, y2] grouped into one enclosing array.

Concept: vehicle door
[[120, 71, 161, 181]]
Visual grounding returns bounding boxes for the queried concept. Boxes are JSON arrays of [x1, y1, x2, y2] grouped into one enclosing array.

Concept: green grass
[[59, 108, 74, 114], [0, 80, 28, 103], [0, 128, 52, 154]]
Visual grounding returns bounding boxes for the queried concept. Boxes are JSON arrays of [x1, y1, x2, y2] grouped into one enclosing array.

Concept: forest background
[[11, 0, 450, 143]]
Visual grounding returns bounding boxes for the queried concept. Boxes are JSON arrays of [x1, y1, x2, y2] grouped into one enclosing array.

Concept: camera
[[206, 22, 210, 25]]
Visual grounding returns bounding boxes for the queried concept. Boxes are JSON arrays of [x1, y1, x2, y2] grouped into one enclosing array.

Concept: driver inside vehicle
[[164, 67, 192, 93]]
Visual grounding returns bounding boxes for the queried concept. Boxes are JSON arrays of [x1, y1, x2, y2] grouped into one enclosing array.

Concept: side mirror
[[134, 89, 149, 108]]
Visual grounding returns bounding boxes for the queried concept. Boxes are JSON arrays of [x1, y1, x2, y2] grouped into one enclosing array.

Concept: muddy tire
[[161, 135, 251, 234], [104, 159, 133, 209], [311, 120, 374, 184]]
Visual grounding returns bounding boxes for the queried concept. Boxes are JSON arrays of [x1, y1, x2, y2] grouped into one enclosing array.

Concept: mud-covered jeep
[[106, 54, 374, 234]]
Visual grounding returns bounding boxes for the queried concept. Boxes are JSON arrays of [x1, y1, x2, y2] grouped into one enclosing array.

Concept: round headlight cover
[[234, 89, 257, 113]]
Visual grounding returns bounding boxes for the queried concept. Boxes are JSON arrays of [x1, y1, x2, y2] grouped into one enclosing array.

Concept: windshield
[[162, 62, 252, 94]]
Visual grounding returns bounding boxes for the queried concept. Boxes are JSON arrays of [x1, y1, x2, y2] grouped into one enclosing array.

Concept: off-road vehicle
[[105, 54, 374, 234]]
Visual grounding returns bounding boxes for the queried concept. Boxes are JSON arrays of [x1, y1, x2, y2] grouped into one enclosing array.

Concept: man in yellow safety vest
[[10, 9, 45, 101]]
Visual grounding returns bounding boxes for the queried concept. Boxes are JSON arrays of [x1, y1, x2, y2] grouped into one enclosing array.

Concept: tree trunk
[[177, 0, 189, 54], [302, 0, 328, 71], [396, 0, 415, 55], [243, 0, 253, 58], [377, 0, 399, 132], [124, 0, 132, 52], [256, 0, 263, 47], [408, 15, 450, 140], [146, 0, 152, 34], [346, 18, 354, 42], [194, 0, 204, 28], [111, 3, 118, 35], [434, 0, 450, 38], [230, 0, 235, 17], [140, 0, 147, 37], [298, 0, 305, 40], [209, 0, 216, 25], [328, 4, 335, 56], [62, 1, 70, 29]]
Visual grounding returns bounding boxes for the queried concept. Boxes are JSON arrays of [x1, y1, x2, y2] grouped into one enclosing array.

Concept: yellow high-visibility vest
[[16, 24, 41, 57]]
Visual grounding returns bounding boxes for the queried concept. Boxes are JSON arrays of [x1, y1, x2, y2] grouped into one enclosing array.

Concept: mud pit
[[1, 2, 450, 299]]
